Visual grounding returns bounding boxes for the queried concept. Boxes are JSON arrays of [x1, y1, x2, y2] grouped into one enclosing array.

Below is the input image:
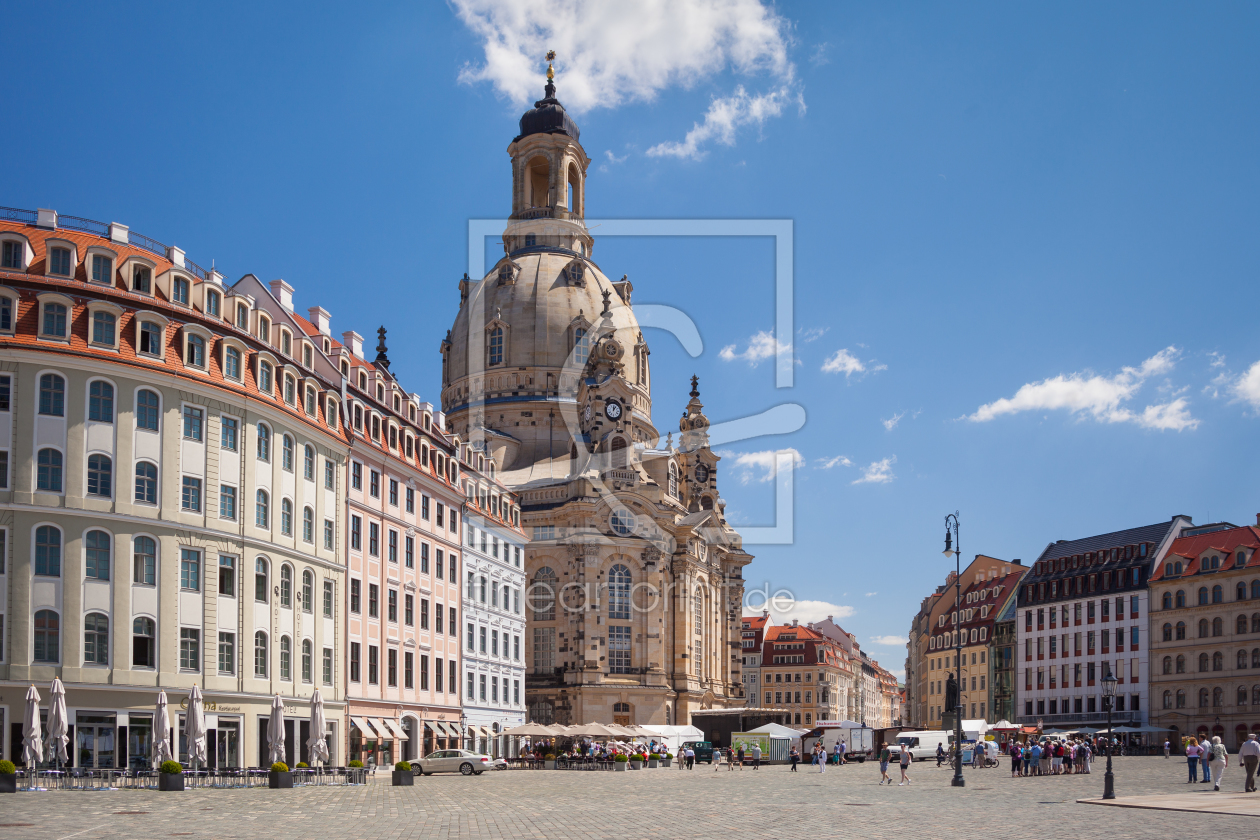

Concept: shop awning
[[351, 717, 382, 740], [382, 719, 409, 740], [479, 726, 492, 738], [370, 719, 395, 741], [430, 721, 452, 738]]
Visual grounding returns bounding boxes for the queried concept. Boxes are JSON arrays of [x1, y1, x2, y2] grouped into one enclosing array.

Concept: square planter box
[[0, 773, 17, 793], [614, 762, 627, 771], [630, 761, 642, 770], [158, 773, 184, 792], [648, 760, 659, 769], [392, 770, 414, 786], [269, 770, 293, 789]]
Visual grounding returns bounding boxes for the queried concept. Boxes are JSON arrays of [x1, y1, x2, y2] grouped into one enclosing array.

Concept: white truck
[[803, 725, 874, 762], [890, 730, 953, 762]]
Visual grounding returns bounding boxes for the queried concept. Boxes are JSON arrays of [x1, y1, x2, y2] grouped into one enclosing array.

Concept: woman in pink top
[[1186, 738, 1200, 783]]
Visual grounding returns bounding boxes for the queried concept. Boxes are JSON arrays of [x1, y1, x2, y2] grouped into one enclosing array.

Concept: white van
[[891, 730, 953, 762]]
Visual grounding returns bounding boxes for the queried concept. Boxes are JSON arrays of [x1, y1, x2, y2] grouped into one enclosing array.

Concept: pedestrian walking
[[727, 747, 736, 770], [752, 743, 761, 769], [877, 743, 892, 785], [1210, 736, 1229, 791], [1164, 739, 1171, 759], [937, 742, 946, 767], [1186, 737, 1200, 783], [713, 747, 724, 771], [898, 744, 912, 785], [833, 742, 842, 766], [685, 746, 695, 770], [1009, 741, 1021, 777], [839, 740, 847, 765], [736, 745, 745, 770], [1202, 736, 1212, 784], [816, 742, 826, 774], [789, 746, 799, 772], [1240, 733, 1260, 792]]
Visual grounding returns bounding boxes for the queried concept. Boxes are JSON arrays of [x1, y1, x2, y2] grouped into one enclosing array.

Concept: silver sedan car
[[412, 749, 493, 776]]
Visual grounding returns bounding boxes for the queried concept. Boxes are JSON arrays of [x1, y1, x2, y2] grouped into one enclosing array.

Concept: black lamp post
[[1102, 670, 1117, 799], [942, 513, 965, 788]]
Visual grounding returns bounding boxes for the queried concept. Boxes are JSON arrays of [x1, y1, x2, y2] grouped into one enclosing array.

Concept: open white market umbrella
[[306, 689, 330, 766], [502, 723, 558, 737], [46, 678, 69, 767], [267, 694, 287, 766], [185, 685, 208, 769], [22, 684, 43, 770], [152, 690, 174, 768], [565, 723, 618, 738]]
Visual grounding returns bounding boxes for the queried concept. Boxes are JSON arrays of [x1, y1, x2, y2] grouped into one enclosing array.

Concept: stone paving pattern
[[3, 757, 1258, 840]]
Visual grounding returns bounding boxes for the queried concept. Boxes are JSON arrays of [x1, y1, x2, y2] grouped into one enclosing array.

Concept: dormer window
[[393, 394, 400, 411], [322, 338, 330, 354], [1, 240, 25, 270], [258, 360, 273, 394], [303, 344, 313, 368], [326, 397, 339, 429], [236, 303, 249, 330], [408, 405, 415, 421], [340, 359, 349, 375], [258, 316, 270, 344], [138, 320, 163, 356], [358, 371, 367, 390], [423, 414, 431, 431], [371, 415, 381, 441], [376, 384, 384, 402], [489, 326, 504, 365], [281, 329, 291, 357], [206, 289, 220, 317], [304, 384, 316, 416], [172, 275, 190, 306], [353, 404, 363, 430], [41, 301, 68, 338], [48, 247, 72, 277], [224, 345, 242, 380], [90, 254, 113, 284], [186, 333, 206, 368], [90, 309, 117, 347], [133, 265, 151, 293], [284, 373, 296, 405]]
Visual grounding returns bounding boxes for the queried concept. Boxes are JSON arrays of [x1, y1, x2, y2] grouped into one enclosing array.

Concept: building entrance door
[[128, 716, 152, 770], [75, 713, 117, 768], [217, 721, 240, 768]]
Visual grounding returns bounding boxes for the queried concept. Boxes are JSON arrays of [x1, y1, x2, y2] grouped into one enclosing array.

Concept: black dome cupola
[[515, 52, 580, 143]]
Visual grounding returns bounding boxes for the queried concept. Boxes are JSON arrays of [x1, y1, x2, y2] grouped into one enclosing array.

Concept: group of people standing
[[1182, 736, 1232, 791], [1007, 739, 1093, 777]]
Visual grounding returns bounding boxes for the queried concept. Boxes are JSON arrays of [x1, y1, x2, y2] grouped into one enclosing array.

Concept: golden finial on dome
[[546, 50, 556, 81]]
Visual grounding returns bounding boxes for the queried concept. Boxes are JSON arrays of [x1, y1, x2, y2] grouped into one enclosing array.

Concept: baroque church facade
[[440, 66, 753, 727]]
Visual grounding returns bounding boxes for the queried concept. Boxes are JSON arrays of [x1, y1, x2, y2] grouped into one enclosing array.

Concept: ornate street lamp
[[1102, 670, 1117, 800], [460, 712, 469, 752], [942, 513, 965, 788]]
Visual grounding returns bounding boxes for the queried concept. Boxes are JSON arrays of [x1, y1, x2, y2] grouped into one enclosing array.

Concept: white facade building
[[461, 505, 526, 756]]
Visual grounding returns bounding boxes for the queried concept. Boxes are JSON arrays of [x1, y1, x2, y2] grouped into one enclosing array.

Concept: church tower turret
[[504, 52, 593, 257]]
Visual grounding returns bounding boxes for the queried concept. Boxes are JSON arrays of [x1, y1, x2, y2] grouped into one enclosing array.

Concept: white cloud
[[453, 0, 797, 157], [719, 330, 790, 366], [810, 42, 831, 67], [719, 448, 804, 484], [1233, 360, 1260, 409], [822, 348, 885, 378], [816, 455, 852, 469], [646, 85, 802, 160], [852, 456, 896, 485], [798, 326, 828, 343], [967, 346, 1197, 431], [870, 635, 908, 646], [882, 411, 906, 431], [765, 599, 854, 626], [1209, 351, 1226, 368], [864, 592, 878, 597]]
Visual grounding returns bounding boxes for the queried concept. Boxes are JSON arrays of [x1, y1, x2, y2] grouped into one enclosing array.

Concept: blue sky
[[7, 1, 1260, 675]]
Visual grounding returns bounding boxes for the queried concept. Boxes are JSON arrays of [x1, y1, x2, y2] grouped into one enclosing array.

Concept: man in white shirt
[[1238, 733, 1260, 792]]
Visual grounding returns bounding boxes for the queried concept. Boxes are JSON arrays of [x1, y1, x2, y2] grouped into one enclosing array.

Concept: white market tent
[[636, 724, 704, 755], [746, 722, 807, 751], [961, 719, 990, 740]]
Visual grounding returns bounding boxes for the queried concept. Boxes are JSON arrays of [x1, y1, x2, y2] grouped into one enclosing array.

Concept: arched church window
[[608, 564, 631, 619], [574, 328, 588, 365], [531, 567, 557, 621], [488, 327, 503, 366], [668, 462, 678, 497]]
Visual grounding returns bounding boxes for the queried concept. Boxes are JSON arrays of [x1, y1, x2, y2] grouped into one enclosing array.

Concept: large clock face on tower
[[604, 399, 622, 420], [695, 464, 710, 484]]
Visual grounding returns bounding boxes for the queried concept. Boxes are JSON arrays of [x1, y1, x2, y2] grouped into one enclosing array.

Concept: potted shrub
[[348, 759, 364, 767], [662, 752, 672, 767], [647, 753, 661, 769], [392, 761, 414, 786], [0, 759, 17, 793], [613, 754, 629, 772], [158, 760, 184, 791], [629, 753, 645, 769], [544, 752, 557, 770], [269, 761, 293, 789]]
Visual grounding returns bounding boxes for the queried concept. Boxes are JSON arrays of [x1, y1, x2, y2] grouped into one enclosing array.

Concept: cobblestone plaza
[[4, 758, 1257, 840]]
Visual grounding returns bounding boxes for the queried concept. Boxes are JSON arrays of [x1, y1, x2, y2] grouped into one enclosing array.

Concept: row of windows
[[1034, 543, 1149, 576], [347, 643, 458, 691], [1162, 687, 1260, 709], [349, 464, 460, 539], [28, 607, 331, 682], [348, 578, 456, 633], [530, 564, 648, 621], [1023, 627, 1140, 658], [1163, 551, 1249, 578], [465, 623, 523, 661], [1162, 582, 1260, 608], [762, 689, 829, 706], [467, 573, 522, 614], [1161, 650, 1260, 673], [1023, 567, 1143, 603], [1023, 696, 1137, 716], [466, 524, 522, 567], [1161, 615, 1260, 640], [465, 671, 521, 706], [1024, 597, 1140, 630]]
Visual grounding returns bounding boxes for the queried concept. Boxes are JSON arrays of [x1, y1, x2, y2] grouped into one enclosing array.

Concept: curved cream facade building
[[0, 209, 348, 769], [441, 71, 753, 728]]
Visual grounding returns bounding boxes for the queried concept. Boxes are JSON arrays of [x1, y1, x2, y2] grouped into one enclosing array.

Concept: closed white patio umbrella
[[185, 685, 208, 769], [267, 695, 287, 766], [152, 690, 174, 768], [22, 684, 43, 771], [306, 689, 330, 766], [46, 678, 69, 768]]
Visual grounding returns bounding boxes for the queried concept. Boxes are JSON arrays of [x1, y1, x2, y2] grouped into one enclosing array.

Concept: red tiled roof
[[1149, 526, 1260, 581]]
